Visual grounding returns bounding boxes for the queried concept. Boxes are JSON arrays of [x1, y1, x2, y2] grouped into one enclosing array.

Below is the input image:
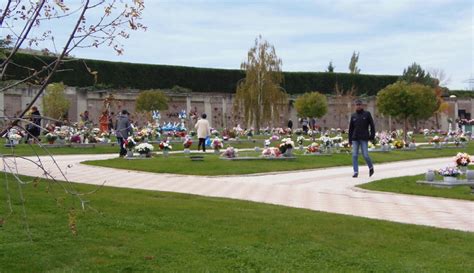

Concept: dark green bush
[[7, 53, 398, 95]]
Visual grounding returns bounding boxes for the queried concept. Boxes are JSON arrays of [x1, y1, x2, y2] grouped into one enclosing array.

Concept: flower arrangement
[[430, 136, 441, 143], [319, 135, 333, 148], [393, 139, 405, 149], [437, 166, 460, 177], [306, 142, 320, 153], [294, 128, 303, 136], [45, 132, 58, 143], [135, 143, 154, 154], [178, 110, 187, 120], [341, 140, 350, 148], [376, 132, 392, 146], [123, 137, 136, 150], [454, 152, 471, 167], [271, 135, 280, 141], [210, 128, 220, 137], [296, 136, 305, 146], [261, 147, 282, 158], [159, 140, 172, 150], [8, 132, 22, 141], [331, 135, 343, 144], [183, 137, 193, 148], [211, 137, 224, 150], [245, 128, 254, 137], [221, 146, 238, 158], [264, 139, 271, 147], [279, 138, 295, 154]]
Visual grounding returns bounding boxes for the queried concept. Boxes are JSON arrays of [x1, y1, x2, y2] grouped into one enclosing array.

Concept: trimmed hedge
[[7, 53, 399, 95]]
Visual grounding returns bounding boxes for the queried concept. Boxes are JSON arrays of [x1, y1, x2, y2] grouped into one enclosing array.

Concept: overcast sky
[[9, 0, 474, 90]]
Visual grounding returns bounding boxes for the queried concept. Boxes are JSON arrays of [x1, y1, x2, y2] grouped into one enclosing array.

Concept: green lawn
[[1, 175, 473, 272], [84, 144, 474, 176], [358, 173, 474, 201]]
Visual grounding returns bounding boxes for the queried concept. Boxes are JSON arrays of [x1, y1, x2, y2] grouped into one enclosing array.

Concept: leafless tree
[[0, 0, 146, 236]]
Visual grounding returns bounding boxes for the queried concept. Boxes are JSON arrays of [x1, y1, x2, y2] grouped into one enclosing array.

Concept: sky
[[5, 0, 474, 90]]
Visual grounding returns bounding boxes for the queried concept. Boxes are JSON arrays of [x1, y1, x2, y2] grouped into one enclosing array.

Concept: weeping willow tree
[[234, 35, 288, 131]]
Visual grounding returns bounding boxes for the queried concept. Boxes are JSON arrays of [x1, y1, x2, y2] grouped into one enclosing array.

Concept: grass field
[[1, 175, 473, 272], [83, 144, 473, 176]]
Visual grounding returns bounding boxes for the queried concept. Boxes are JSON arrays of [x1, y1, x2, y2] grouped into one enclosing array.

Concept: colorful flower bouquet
[[393, 139, 405, 149], [159, 140, 172, 150], [135, 143, 154, 154], [437, 166, 460, 177], [183, 137, 193, 149], [221, 146, 238, 158], [430, 136, 441, 143], [279, 138, 295, 154], [454, 152, 471, 167], [211, 137, 224, 150], [261, 147, 282, 158], [306, 142, 320, 154], [123, 136, 136, 150]]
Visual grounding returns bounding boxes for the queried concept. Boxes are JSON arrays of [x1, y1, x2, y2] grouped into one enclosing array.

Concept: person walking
[[194, 113, 210, 152], [349, 99, 375, 178], [115, 109, 132, 157]]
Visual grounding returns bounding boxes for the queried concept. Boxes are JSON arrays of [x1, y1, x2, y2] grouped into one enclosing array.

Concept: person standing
[[26, 106, 41, 143], [349, 99, 375, 178], [287, 119, 293, 130], [115, 109, 132, 157], [194, 113, 210, 152]]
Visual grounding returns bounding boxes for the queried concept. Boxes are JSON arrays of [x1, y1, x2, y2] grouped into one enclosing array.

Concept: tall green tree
[[348, 51, 360, 74], [42, 82, 70, 120], [400, 62, 436, 87], [294, 92, 328, 119], [234, 35, 288, 130], [135, 90, 168, 112], [377, 81, 438, 141]]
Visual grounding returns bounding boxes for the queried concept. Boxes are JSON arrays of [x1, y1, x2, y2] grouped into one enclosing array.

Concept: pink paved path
[[6, 154, 474, 232]]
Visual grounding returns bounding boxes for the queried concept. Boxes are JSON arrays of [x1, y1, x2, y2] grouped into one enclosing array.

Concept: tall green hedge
[[6, 53, 399, 95]]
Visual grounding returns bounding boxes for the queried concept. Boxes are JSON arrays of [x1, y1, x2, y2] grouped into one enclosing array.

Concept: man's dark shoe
[[352, 173, 358, 178], [369, 168, 374, 177]]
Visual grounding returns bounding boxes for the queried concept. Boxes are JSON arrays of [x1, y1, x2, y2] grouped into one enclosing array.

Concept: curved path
[[6, 154, 474, 232]]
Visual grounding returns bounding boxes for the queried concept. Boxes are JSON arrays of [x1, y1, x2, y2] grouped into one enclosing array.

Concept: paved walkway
[[5, 154, 474, 232]]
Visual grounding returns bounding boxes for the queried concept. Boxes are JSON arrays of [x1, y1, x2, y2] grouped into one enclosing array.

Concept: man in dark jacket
[[115, 109, 132, 157], [349, 99, 375, 178]]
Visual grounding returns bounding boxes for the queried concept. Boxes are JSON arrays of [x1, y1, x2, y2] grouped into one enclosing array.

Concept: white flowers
[[135, 143, 154, 154]]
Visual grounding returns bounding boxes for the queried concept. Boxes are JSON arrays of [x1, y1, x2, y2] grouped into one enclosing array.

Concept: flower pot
[[443, 176, 457, 183], [409, 143, 416, 150], [163, 149, 169, 157], [459, 166, 468, 174], [126, 150, 134, 158], [48, 140, 55, 144], [425, 170, 435, 181], [466, 170, 474, 181], [214, 149, 220, 155], [183, 148, 190, 155], [284, 148, 293, 157]]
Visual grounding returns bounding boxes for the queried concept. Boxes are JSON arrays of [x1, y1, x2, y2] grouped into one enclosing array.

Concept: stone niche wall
[[0, 86, 457, 131]]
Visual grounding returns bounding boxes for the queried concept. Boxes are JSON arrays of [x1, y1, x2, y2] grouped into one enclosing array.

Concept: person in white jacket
[[194, 113, 210, 152]]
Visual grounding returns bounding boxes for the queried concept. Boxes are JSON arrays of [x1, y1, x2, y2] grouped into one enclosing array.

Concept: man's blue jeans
[[352, 140, 373, 174]]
